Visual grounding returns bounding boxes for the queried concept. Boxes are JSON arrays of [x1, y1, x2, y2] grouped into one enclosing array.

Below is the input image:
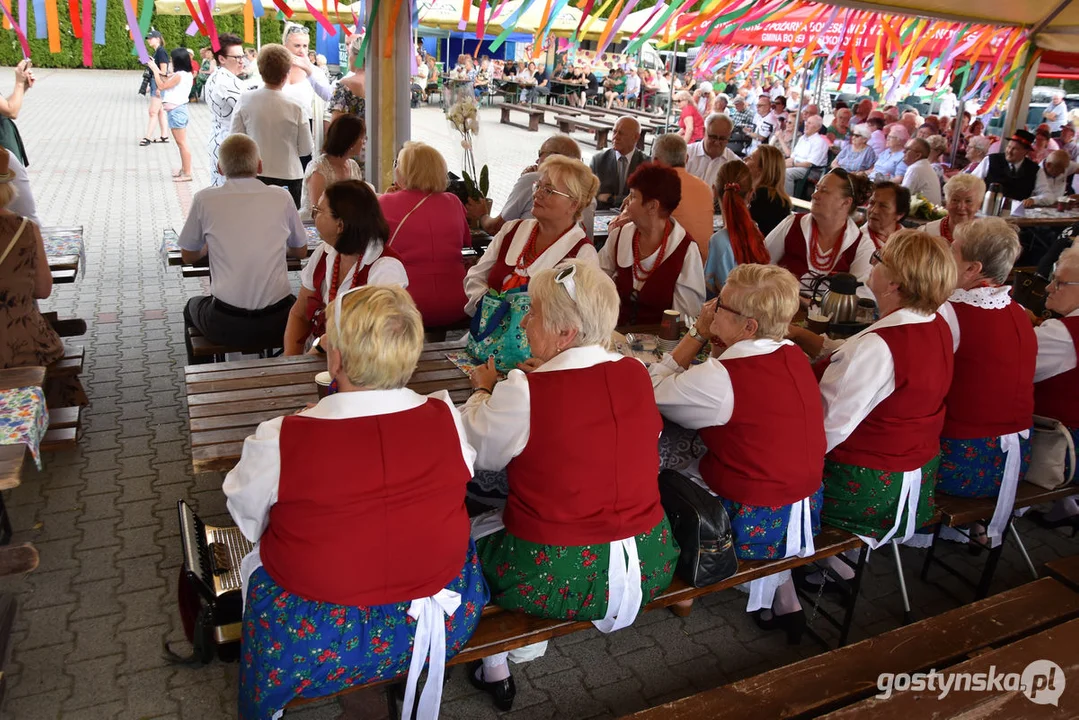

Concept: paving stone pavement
[[1, 67, 1078, 720]]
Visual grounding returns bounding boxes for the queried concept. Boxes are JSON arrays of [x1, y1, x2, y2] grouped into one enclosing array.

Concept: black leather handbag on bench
[[658, 470, 738, 587]]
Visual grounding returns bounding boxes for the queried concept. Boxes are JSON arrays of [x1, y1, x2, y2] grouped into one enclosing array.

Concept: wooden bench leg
[[0, 495, 11, 546], [528, 114, 540, 132], [500, 108, 511, 125], [976, 524, 1009, 600], [919, 522, 942, 582], [596, 130, 609, 150], [837, 545, 869, 647]]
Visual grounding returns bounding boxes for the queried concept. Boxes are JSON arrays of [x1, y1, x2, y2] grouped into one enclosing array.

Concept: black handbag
[[1011, 269, 1050, 317], [658, 470, 738, 587]]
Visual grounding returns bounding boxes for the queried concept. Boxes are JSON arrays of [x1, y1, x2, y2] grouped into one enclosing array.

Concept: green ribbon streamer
[[355, 0, 381, 69], [625, 0, 687, 55], [693, 0, 762, 48], [131, 0, 155, 56]]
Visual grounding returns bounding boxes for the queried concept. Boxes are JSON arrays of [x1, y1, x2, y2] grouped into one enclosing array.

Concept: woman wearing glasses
[[652, 264, 825, 644], [930, 218, 1036, 550], [461, 260, 677, 711], [203, 34, 251, 187], [283, 180, 407, 355], [281, 23, 336, 162], [810, 231, 955, 591], [764, 168, 875, 296], [1027, 245, 1079, 529], [463, 156, 599, 319], [226, 285, 487, 719], [598, 162, 705, 324]]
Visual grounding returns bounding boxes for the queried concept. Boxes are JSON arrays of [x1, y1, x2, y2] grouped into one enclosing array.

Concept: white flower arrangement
[[447, 98, 487, 200]]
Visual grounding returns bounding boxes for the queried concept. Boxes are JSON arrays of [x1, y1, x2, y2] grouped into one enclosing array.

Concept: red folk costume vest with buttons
[[824, 315, 954, 472], [504, 359, 665, 546], [943, 300, 1036, 439], [260, 400, 471, 606], [304, 244, 405, 339], [614, 227, 693, 325], [697, 345, 826, 506], [485, 221, 592, 292], [1034, 316, 1079, 428], [780, 214, 860, 280]]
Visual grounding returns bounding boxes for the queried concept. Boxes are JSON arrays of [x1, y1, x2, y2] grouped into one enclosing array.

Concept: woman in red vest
[[652, 264, 825, 644], [461, 260, 677, 711], [598, 162, 705, 325], [1029, 245, 1079, 529], [935, 218, 1036, 549], [225, 286, 487, 719], [379, 141, 473, 328], [817, 231, 955, 564], [764, 168, 875, 296], [283, 180, 408, 355]]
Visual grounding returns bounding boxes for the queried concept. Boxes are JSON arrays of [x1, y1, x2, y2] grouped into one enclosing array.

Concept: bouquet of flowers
[[908, 193, 948, 221], [447, 98, 489, 200]]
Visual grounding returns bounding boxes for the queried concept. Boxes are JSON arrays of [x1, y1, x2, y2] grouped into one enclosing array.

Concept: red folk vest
[[828, 315, 954, 472], [1034, 315, 1079, 428], [697, 345, 826, 506], [485, 221, 592, 292], [780, 214, 860, 281], [260, 400, 471, 606], [504, 359, 665, 546], [614, 228, 693, 326], [305, 244, 405, 340], [943, 300, 1036, 439]]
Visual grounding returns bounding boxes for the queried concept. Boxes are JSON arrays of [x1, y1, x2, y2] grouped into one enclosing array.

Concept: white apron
[[858, 468, 923, 550], [986, 429, 1031, 548], [746, 496, 816, 611]]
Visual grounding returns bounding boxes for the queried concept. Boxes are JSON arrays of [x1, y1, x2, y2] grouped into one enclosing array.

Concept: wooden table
[[0, 367, 45, 491], [44, 226, 84, 284], [1011, 207, 1079, 228], [184, 338, 472, 474]]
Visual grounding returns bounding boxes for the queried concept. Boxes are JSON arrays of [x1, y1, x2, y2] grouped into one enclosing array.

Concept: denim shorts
[[167, 104, 189, 130]]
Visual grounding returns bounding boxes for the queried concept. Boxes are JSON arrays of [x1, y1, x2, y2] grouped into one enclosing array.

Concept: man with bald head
[[467, 134, 596, 236], [590, 116, 646, 209], [652, 133, 715, 258], [686, 113, 739, 188], [899, 137, 941, 204], [1024, 149, 1079, 208], [784, 115, 830, 195]]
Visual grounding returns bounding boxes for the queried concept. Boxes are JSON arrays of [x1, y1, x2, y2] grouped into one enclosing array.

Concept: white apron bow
[[402, 588, 462, 720], [986, 429, 1030, 548], [858, 468, 922, 550], [747, 496, 816, 611], [592, 537, 643, 633]]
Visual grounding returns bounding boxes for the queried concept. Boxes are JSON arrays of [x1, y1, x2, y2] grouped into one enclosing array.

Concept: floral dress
[[240, 540, 489, 719], [329, 82, 365, 117]]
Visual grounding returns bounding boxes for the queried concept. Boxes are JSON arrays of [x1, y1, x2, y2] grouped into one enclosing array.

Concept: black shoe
[[753, 609, 806, 645], [468, 660, 516, 712], [793, 566, 853, 606]]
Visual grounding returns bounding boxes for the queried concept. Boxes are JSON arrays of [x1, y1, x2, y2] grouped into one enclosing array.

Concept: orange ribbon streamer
[[1, 0, 10, 30], [383, 0, 405, 58], [243, 0, 254, 43], [45, 0, 61, 52]]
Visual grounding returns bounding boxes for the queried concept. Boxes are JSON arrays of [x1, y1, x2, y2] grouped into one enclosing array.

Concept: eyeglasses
[[285, 24, 310, 35], [555, 264, 578, 303], [714, 299, 744, 317], [533, 182, 573, 200], [707, 134, 730, 142], [225, 54, 245, 60], [871, 249, 890, 267], [311, 205, 331, 219], [1048, 271, 1079, 289]]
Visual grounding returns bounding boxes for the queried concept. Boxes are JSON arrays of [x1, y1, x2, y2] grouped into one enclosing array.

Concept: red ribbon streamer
[[68, 0, 80, 38], [197, 0, 220, 50], [270, 0, 294, 18]]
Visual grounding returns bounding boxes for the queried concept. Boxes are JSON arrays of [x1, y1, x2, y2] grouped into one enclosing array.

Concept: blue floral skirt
[[238, 540, 489, 720], [936, 433, 1032, 498], [717, 485, 823, 560]]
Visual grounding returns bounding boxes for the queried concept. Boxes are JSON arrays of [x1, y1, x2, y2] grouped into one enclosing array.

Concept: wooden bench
[[186, 327, 280, 364], [622, 576, 1079, 719], [46, 343, 84, 379], [921, 481, 1079, 600], [0, 544, 38, 701], [499, 103, 545, 132], [284, 525, 864, 709], [1046, 553, 1079, 591], [554, 115, 612, 149], [41, 312, 87, 338]]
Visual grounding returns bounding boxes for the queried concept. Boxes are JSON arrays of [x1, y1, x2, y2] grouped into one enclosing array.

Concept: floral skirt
[[936, 433, 1032, 498], [1068, 426, 1079, 480], [476, 517, 678, 621], [238, 540, 489, 720], [717, 485, 823, 560], [822, 456, 940, 540]]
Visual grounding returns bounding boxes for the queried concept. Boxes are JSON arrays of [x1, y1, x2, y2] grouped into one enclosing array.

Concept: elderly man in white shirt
[[900, 137, 942, 205], [178, 134, 308, 364], [231, 44, 314, 208], [783, 115, 830, 195], [1023, 149, 1079, 208], [1044, 93, 1070, 136], [686, 113, 740, 189]]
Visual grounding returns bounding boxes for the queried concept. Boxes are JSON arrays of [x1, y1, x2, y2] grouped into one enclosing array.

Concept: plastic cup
[[315, 371, 334, 399]]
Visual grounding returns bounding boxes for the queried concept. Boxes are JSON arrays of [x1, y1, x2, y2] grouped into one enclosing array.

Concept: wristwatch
[[312, 335, 327, 355], [687, 325, 707, 344]]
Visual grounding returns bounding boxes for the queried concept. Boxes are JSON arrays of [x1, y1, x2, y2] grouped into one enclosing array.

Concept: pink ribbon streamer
[[0, 0, 29, 57], [595, 0, 639, 56], [305, 0, 336, 33]]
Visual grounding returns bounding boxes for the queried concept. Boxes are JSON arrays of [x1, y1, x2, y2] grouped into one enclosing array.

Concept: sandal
[[154, 136, 170, 144], [139, 138, 152, 146], [173, 173, 193, 183]]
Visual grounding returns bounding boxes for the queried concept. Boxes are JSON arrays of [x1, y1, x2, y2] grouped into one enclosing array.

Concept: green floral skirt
[[822, 455, 940, 540], [476, 517, 678, 621]]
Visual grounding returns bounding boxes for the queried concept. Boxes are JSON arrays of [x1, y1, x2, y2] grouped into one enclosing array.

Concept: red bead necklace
[[940, 216, 953, 244], [809, 219, 844, 273], [328, 252, 365, 303], [631, 221, 672, 284]]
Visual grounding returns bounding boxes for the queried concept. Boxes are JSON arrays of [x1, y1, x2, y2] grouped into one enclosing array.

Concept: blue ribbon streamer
[[94, 0, 106, 44], [31, 0, 45, 39], [252, 0, 263, 19], [489, 0, 536, 52]]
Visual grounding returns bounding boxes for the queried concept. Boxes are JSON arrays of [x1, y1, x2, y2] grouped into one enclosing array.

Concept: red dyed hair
[[627, 161, 681, 215], [715, 160, 769, 265]]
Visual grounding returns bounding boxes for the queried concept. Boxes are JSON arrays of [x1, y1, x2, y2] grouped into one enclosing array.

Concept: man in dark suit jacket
[[590, 117, 647, 210], [972, 129, 1040, 203]]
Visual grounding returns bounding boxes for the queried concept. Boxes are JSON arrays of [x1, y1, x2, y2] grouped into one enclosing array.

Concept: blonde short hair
[[944, 173, 986, 203], [325, 285, 424, 390], [258, 44, 293, 85], [953, 217, 1020, 285], [529, 260, 618, 350], [880, 230, 957, 314], [0, 178, 18, 209], [538, 155, 600, 221], [395, 141, 448, 193], [1055, 245, 1079, 276], [218, 134, 260, 177], [723, 264, 800, 341], [927, 134, 948, 153], [674, 90, 692, 103]]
